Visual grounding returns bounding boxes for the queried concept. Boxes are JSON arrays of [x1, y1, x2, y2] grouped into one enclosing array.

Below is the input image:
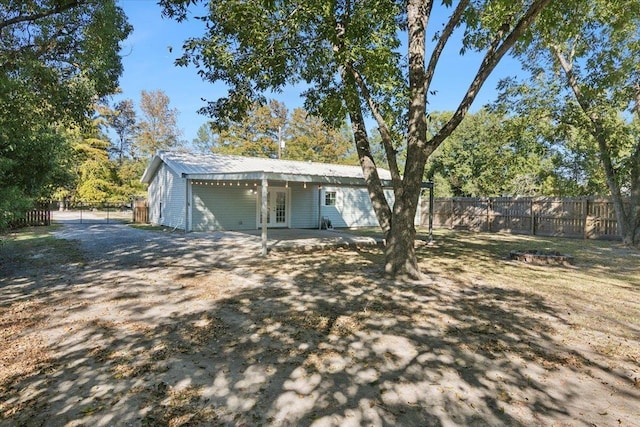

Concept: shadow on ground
[[1, 225, 638, 426]]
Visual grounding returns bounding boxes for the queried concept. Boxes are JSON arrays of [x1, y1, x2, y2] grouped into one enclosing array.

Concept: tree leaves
[[0, 0, 131, 219]]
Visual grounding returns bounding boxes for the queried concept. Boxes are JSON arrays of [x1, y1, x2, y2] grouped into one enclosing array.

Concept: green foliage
[[425, 109, 558, 197], [105, 99, 138, 162], [283, 108, 357, 164], [134, 90, 184, 158], [507, 0, 640, 243], [60, 120, 147, 204], [161, 0, 553, 276], [0, 0, 131, 228], [194, 100, 357, 164]]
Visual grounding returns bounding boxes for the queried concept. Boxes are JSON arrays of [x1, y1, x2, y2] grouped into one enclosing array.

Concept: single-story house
[[140, 150, 422, 232]]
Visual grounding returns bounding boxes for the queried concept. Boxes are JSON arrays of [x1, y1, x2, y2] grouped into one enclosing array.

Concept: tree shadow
[[1, 225, 638, 426]]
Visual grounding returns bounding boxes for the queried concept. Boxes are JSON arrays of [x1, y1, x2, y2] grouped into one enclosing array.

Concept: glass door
[[257, 187, 288, 227]]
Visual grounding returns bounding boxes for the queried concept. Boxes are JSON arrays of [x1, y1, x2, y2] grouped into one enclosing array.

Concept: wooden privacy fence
[[133, 199, 149, 224], [9, 208, 51, 229], [420, 197, 621, 240]]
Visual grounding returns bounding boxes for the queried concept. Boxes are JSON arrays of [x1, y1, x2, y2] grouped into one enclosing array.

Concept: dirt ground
[[1, 224, 639, 426]]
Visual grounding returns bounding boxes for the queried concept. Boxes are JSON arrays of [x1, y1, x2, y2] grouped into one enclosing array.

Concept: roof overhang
[[140, 155, 164, 184], [183, 171, 393, 187]]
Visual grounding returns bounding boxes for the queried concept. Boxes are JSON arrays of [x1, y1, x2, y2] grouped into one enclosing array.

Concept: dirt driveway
[[1, 224, 639, 426]]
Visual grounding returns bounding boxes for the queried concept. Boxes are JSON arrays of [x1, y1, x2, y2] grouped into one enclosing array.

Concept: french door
[[257, 187, 288, 227]]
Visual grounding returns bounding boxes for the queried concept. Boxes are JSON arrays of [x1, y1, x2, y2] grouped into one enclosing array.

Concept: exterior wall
[[320, 186, 396, 228], [191, 184, 257, 231], [147, 163, 186, 229], [148, 164, 418, 231], [289, 185, 320, 228]]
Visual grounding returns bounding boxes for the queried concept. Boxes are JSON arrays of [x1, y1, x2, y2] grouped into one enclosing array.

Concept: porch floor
[[224, 228, 384, 252]]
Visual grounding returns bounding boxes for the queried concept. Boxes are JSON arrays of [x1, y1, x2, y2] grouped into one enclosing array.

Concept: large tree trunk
[[621, 137, 640, 245], [384, 191, 421, 278], [379, 0, 428, 280], [341, 77, 392, 234], [597, 134, 639, 246], [336, 0, 552, 279]]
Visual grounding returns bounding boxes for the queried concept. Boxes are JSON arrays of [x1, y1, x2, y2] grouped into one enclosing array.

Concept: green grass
[[0, 225, 84, 271]]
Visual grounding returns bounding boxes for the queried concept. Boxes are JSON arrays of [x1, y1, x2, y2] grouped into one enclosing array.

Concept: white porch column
[[261, 176, 268, 256]]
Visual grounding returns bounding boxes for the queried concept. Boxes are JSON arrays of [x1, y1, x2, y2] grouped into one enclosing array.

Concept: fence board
[[8, 208, 51, 229], [133, 199, 149, 224], [421, 196, 621, 240]]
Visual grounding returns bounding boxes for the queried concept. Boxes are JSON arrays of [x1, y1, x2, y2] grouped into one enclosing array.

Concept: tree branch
[[552, 45, 629, 226], [424, 0, 469, 96], [346, 63, 402, 190], [0, 1, 85, 31], [429, 0, 552, 151]]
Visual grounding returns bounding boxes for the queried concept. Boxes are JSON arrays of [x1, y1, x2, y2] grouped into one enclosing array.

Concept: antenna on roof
[[278, 126, 285, 159]]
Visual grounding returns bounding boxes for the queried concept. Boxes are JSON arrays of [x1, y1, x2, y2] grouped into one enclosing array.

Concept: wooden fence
[[420, 197, 621, 240], [133, 199, 149, 224], [9, 208, 51, 229]]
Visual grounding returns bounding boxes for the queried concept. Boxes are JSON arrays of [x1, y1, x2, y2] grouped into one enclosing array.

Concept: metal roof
[[141, 151, 393, 186]]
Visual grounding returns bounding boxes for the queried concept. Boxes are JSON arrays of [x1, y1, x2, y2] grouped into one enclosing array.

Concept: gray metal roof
[[141, 151, 392, 186]]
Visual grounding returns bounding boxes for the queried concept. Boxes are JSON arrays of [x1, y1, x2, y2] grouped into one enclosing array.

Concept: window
[[324, 191, 336, 206]]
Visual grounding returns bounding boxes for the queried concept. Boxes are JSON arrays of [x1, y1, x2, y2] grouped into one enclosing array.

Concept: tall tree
[[511, 1, 640, 245], [284, 108, 357, 164], [425, 109, 557, 197], [162, 0, 552, 278], [0, 0, 130, 227], [134, 89, 183, 157], [207, 99, 287, 158], [193, 123, 217, 154], [106, 99, 138, 162], [195, 101, 356, 163], [492, 78, 608, 197]]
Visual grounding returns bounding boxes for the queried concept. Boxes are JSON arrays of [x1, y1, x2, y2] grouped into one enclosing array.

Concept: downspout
[[184, 176, 190, 234], [261, 175, 268, 256], [318, 185, 322, 230]]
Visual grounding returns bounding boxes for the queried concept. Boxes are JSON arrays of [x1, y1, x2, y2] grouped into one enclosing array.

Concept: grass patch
[[0, 225, 84, 272], [128, 224, 181, 233]]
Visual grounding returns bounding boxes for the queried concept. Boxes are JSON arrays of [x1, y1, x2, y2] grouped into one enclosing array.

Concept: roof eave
[[140, 155, 164, 184], [184, 171, 393, 187]]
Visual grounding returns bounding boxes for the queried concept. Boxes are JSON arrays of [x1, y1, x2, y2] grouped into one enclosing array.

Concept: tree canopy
[[134, 89, 184, 158], [194, 100, 357, 164], [0, 0, 131, 228], [161, 0, 552, 277], [505, 0, 640, 244]]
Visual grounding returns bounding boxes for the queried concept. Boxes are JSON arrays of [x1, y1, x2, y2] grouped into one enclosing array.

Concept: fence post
[[583, 197, 589, 240], [530, 198, 536, 236], [449, 199, 454, 229], [487, 198, 492, 232]]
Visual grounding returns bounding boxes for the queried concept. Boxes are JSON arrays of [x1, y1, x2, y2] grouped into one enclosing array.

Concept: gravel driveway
[[2, 224, 638, 427]]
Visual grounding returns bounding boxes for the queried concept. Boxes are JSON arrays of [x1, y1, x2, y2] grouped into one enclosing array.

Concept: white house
[[141, 151, 421, 232]]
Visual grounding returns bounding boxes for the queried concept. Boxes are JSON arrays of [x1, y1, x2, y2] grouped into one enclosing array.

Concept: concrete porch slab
[[235, 228, 384, 252]]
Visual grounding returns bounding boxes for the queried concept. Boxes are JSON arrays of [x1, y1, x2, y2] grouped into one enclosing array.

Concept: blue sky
[[113, 1, 525, 144]]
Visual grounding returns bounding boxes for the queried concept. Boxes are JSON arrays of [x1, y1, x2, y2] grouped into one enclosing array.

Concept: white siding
[[320, 187, 397, 228], [147, 163, 186, 229], [290, 186, 320, 228], [192, 184, 257, 231]]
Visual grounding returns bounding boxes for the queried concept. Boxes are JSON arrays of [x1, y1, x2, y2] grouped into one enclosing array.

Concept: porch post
[[429, 183, 434, 243], [261, 176, 268, 256]]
